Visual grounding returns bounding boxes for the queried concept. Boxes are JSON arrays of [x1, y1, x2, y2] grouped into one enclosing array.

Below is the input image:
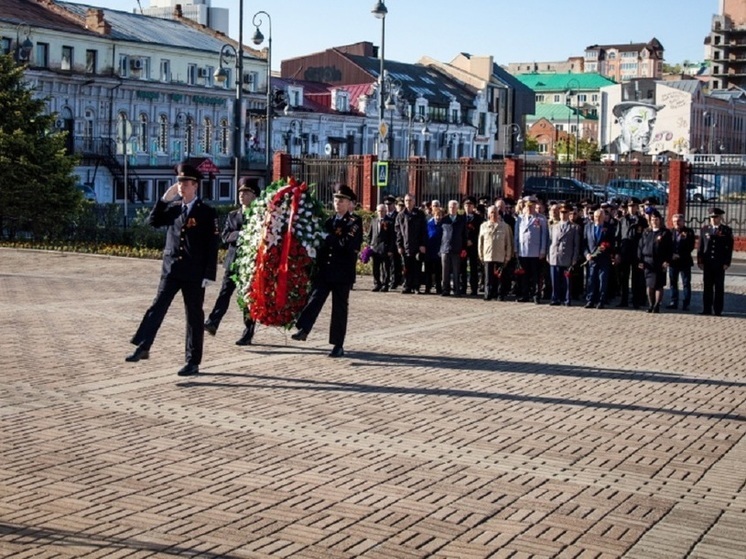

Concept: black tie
[[182, 205, 188, 217]]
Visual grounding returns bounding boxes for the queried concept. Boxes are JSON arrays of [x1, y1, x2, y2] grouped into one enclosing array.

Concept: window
[[1, 37, 10, 55], [158, 115, 168, 153], [155, 179, 169, 200], [536, 94, 545, 103], [61, 46, 73, 71], [85, 49, 97, 74], [577, 94, 587, 103], [204, 65, 214, 87], [478, 113, 486, 136], [218, 180, 231, 199], [118, 55, 129, 77], [83, 110, 94, 151], [160, 59, 171, 82], [219, 119, 229, 155], [138, 114, 148, 152], [451, 108, 459, 123], [553, 94, 561, 103], [187, 63, 197, 85], [35, 42, 49, 68], [201, 117, 212, 154]]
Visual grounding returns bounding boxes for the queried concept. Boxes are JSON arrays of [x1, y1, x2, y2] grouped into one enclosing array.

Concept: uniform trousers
[[371, 252, 393, 289], [517, 256, 541, 301], [459, 246, 480, 294], [402, 254, 421, 292], [616, 258, 646, 307], [207, 269, 256, 335], [585, 258, 610, 305], [295, 279, 351, 346], [131, 277, 205, 365], [702, 265, 726, 315], [550, 265, 572, 305]]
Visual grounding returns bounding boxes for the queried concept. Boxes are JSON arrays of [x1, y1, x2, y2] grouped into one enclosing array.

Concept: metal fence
[[688, 159, 746, 235], [289, 157, 364, 209]]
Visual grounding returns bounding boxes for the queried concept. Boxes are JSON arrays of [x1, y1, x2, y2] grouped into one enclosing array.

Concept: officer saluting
[[126, 163, 220, 376], [697, 207, 734, 316], [291, 184, 363, 357]]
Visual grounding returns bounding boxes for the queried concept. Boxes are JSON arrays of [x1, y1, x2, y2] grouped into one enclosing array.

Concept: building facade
[[707, 0, 746, 90]]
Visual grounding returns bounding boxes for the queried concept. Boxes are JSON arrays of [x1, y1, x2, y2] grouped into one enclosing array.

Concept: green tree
[[524, 135, 540, 152], [0, 54, 81, 239], [555, 136, 601, 161]]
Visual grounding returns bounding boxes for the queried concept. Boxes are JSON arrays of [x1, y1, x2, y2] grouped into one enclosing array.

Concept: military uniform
[[130, 187, 220, 368], [460, 200, 483, 296], [367, 213, 397, 291], [615, 211, 648, 307], [668, 225, 695, 310], [697, 210, 734, 316], [294, 186, 363, 352]]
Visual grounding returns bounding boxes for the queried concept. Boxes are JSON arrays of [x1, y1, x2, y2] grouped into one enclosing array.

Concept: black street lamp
[[15, 23, 33, 64], [252, 11, 272, 184], [372, 0, 388, 204], [214, 42, 243, 194], [565, 78, 580, 161]]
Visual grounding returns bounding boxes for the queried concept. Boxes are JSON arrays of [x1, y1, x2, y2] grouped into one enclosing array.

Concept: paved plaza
[[1, 247, 745, 559]]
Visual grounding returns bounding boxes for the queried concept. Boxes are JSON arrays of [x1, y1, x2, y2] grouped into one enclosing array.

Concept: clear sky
[[89, 0, 718, 71]]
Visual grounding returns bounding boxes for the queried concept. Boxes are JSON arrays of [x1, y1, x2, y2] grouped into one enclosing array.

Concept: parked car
[[75, 183, 97, 203], [523, 176, 602, 203], [606, 179, 667, 205], [686, 183, 719, 203]]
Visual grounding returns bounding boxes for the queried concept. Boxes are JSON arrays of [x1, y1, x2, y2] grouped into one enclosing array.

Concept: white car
[[686, 184, 718, 203]]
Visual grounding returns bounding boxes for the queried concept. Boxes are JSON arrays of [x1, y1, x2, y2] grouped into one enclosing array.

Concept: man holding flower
[[583, 208, 615, 309]]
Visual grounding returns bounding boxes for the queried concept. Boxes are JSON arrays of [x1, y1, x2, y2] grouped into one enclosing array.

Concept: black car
[[523, 176, 602, 203]]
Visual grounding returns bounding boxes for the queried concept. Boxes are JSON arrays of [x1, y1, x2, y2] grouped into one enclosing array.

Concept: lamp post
[[372, 0, 388, 205], [283, 120, 302, 155], [214, 42, 243, 193], [15, 23, 33, 64], [565, 78, 580, 161], [503, 123, 522, 158], [251, 11, 272, 184]]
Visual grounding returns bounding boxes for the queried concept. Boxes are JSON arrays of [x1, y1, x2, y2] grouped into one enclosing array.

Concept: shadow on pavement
[[177, 356, 746, 422], [0, 522, 242, 559]]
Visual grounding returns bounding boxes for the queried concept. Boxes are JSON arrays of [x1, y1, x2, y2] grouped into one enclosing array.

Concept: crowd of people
[[366, 193, 735, 316]]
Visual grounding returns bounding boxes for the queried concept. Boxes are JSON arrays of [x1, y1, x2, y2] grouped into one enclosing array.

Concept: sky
[[89, 0, 718, 71]]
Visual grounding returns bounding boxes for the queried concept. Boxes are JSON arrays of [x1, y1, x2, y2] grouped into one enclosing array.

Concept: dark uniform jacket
[[616, 213, 648, 260], [149, 198, 220, 282], [220, 208, 245, 270], [670, 226, 696, 268], [395, 208, 428, 255], [638, 228, 673, 268], [697, 223, 734, 269], [463, 212, 483, 249], [318, 212, 363, 284], [367, 214, 397, 255]]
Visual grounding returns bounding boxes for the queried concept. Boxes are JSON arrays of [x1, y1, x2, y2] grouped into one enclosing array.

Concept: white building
[[142, 0, 228, 36]]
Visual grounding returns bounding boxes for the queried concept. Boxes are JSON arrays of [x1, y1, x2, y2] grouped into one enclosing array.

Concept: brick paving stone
[[1, 249, 746, 558]]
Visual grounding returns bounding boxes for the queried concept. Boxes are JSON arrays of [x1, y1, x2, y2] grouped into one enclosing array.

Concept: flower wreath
[[234, 177, 327, 328]]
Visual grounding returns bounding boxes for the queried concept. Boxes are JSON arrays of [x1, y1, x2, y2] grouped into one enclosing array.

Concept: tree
[[555, 136, 601, 162], [0, 54, 81, 239]]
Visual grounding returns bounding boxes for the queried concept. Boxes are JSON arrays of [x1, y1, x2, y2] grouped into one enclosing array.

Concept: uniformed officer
[[697, 207, 734, 316], [204, 178, 260, 345], [291, 184, 363, 357], [615, 197, 647, 308], [126, 163, 220, 376]]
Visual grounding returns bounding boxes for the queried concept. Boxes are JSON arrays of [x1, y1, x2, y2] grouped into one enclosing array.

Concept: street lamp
[[503, 123, 522, 158], [15, 23, 33, 64], [214, 41, 243, 194], [372, 0, 388, 205], [251, 11, 272, 184], [565, 78, 580, 161], [408, 112, 431, 157], [283, 120, 302, 155]]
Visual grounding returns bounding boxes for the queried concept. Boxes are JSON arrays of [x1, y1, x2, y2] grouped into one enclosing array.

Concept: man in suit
[[667, 213, 695, 311], [460, 196, 483, 296], [291, 184, 363, 357], [383, 195, 403, 289], [204, 178, 259, 344], [583, 208, 616, 309], [548, 202, 581, 306], [697, 207, 734, 316], [514, 195, 549, 303], [367, 203, 397, 292], [126, 163, 220, 376], [439, 199, 466, 297], [395, 193, 428, 294], [614, 197, 647, 308]]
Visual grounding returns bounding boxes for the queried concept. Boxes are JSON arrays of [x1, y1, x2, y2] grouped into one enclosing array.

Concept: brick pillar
[[631, 159, 641, 179], [459, 157, 473, 199], [667, 159, 688, 225], [504, 157, 522, 201], [273, 151, 291, 182], [548, 160, 557, 177], [408, 156, 424, 202], [361, 154, 377, 212]]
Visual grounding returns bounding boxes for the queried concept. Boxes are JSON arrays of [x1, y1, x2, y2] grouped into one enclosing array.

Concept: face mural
[[616, 105, 657, 153], [603, 79, 668, 157]]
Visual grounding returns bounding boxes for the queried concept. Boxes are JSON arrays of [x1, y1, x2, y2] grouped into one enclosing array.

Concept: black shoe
[[714, 311, 722, 317], [371, 285, 382, 292], [534, 297, 541, 304], [125, 346, 149, 362], [596, 303, 605, 309], [647, 306, 654, 313], [666, 302, 677, 309], [699, 310, 712, 315], [584, 302, 594, 309], [653, 304, 660, 314], [328, 345, 344, 358], [177, 363, 199, 376], [235, 335, 253, 346], [291, 329, 309, 341], [615, 301, 628, 308], [380, 286, 389, 292], [682, 305, 689, 311], [563, 302, 572, 307], [204, 321, 217, 336], [441, 292, 450, 297], [517, 297, 530, 303], [401, 289, 414, 294], [549, 301, 561, 306]]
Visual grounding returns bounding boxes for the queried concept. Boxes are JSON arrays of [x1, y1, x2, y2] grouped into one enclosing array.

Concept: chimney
[[174, 4, 183, 18], [85, 8, 111, 35]]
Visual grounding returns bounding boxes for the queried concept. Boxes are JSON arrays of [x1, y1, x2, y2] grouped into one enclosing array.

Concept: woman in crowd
[[638, 209, 673, 313], [424, 206, 444, 294]]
